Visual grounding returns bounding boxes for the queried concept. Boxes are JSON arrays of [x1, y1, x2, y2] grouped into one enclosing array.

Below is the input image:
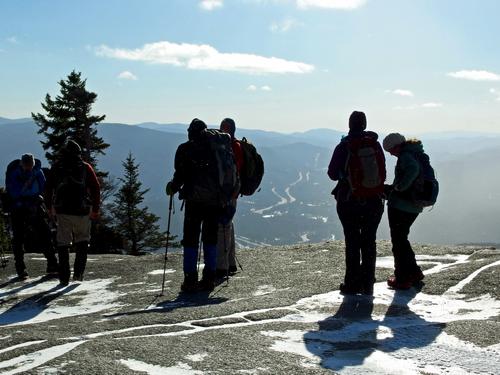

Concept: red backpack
[[345, 136, 385, 198]]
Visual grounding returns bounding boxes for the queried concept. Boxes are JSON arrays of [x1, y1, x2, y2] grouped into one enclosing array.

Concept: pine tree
[[32, 70, 109, 167], [112, 153, 165, 255]]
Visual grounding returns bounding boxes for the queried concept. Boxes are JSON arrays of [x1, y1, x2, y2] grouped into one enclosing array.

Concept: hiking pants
[[216, 221, 236, 271], [388, 207, 420, 282], [11, 206, 57, 275], [337, 198, 384, 288]]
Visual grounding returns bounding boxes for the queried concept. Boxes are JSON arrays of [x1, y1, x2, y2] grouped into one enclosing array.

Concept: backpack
[[203, 129, 240, 204], [5, 159, 43, 209], [53, 160, 91, 214], [345, 136, 385, 198], [238, 137, 264, 196], [412, 152, 439, 207]]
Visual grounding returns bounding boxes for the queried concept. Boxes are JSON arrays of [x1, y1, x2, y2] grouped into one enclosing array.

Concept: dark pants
[[388, 206, 420, 281], [182, 201, 220, 275], [11, 206, 57, 275], [337, 198, 384, 288], [58, 241, 88, 283]]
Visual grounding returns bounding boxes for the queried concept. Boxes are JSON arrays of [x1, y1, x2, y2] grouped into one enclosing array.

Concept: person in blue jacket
[[5, 153, 58, 279]]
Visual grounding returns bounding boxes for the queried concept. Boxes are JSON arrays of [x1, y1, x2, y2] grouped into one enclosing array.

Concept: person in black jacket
[[328, 111, 386, 295], [166, 119, 221, 292]]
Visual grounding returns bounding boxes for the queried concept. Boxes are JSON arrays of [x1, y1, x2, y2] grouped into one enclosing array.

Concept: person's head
[[21, 153, 35, 172], [188, 118, 207, 141], [383, 133, 406, 156], [220, 118, 236, 138], [61, 139, 82, 158], [349, 111, 367, 134]]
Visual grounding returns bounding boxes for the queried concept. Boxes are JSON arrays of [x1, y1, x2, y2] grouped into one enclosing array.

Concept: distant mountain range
[[1, 116, 500, 246]]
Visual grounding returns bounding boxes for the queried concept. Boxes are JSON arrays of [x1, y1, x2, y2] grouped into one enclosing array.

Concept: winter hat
[[349, 111, 367, 133], [220, 118, 236, 138], [21, 153, 35, 166], [383, 133, 406, 151], [63, 139, 82, 155], [188, 118, 207, 140]]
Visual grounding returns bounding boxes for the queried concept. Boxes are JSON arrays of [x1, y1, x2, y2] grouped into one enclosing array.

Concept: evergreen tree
[[32, 70, 109, 166], [112, 153, 165, 255]]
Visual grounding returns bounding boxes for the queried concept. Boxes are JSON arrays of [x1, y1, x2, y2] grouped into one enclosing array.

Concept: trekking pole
[[160, 194, 174, 296]]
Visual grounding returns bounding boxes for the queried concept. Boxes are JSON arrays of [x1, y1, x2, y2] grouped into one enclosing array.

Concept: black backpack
[[412, 152, 439, 207], [238, 137, 264, 196], [189, 129, 239, 205], [52, 160, 91, 214]]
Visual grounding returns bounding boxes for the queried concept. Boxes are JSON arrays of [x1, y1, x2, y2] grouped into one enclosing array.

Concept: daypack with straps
[[238, 137, 264, 196], [412, 152, 439, 207], [194, 129, 239, 205], [345, 136, 385, 198], [52, 160, 91, 214], [5, 159, 43, 208]]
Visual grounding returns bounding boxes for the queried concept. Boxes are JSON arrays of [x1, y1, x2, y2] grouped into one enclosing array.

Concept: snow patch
[[148, 269, 176, 276], [119, 359, 202, 374], [185, 352, 209, 362]]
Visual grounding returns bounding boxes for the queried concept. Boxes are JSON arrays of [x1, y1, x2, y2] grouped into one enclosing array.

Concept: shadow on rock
[[304, 285, 444, 372], [0, 283, 78, 326]]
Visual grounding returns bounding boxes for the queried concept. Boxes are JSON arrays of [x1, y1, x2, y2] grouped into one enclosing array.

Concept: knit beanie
[[220, 118, 236, 138], [383, 133, 406, 151], [349, 111, 367, 133], [188, 118, 207, 140]]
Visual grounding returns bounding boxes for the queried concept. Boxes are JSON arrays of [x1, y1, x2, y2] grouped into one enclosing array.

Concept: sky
[[0, 0, 499, 134]]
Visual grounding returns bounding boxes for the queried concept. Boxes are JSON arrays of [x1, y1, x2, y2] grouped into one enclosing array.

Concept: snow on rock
[[148, 269, 176, 276], [119, 359, 203, 374], [185, 352, 209, 362], [0, 278, 124, 326]]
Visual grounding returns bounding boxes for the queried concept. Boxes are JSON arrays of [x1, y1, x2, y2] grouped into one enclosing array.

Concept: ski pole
[[160, 194, 174, 296]]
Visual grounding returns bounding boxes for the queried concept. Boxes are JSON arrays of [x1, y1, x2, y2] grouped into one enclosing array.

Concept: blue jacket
[[6, 163, 46, 208]]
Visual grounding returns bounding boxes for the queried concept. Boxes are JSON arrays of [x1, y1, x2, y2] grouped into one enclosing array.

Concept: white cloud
[[247, 84, 272, 91], [199, 0, 223, 10], [297, 0, 367, 10], [117, 71, 138, 80], [261, 85, 272, 91], [387, 89, 414, 97], [247, 85, 258, 91], [448, 70, 500, 82], [270, 18, 301, 33], [6, 36, 18, 44], [95, 41, 315, 75], [421, 102, 443, 108]]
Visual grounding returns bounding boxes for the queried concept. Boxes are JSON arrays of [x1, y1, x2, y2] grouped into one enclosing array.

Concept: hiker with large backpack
[[328, 111, 386, 295], [383, 133, 439, 290], [5, 153, 58, 279], [45, 140, 101, 285], [166, 119, 239, 292]]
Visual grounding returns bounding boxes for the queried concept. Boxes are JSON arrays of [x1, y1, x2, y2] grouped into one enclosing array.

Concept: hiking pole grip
[[160, 194, 174, 296]]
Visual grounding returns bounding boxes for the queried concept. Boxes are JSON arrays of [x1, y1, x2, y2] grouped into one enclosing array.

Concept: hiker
[[383, 133, 435, 289], [5, 153, 58, 279], [45, 140, 101, 285], [216, 118, 244, 279], [166, 118, 238, 292], [328, 111, 386, 295]]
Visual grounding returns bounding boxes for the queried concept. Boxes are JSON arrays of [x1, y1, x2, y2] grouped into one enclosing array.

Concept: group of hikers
[[1, 111, 437, 296], [1, 140, 101, 285]]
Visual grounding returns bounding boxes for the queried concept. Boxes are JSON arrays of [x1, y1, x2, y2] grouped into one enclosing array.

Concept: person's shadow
[[304, 285, 444, 372], [104, 291, 228, 318], [0, 275, 58, 305], [0, 283, 78, 326]]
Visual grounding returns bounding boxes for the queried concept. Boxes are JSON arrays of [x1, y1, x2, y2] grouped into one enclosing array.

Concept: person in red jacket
[[45, 140, 101, 285], [217, 118, 244, 278]]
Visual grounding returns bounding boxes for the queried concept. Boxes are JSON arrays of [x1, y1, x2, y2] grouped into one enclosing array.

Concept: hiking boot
[[216, 269, 228, 279], [409, 269, 425, 283], [181, 272, 198, 293], [46, 263, 59, 277], [199, 269, 216, 292], [17, 270, 29, 281], [387, 275, 412, 290], [73, 273, 84, 282], [339, 283, 361, 295], [361, 283, 374, 296], [228, 265, 238, 275]]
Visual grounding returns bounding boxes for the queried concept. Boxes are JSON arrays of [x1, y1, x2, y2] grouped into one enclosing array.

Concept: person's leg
[[337, 200, 362, 292], [10, 209, 27, 277], [181, 201, 202, 291], [216, 223, 229, 275], [388, 207, 419, 283], [56, 214, 73, 285], [72, 215, 91, 280], [32, 207, 58, 274], [359, 198, 384, 294], [228, 221, 237, 273], [199, 204, 219, 291]]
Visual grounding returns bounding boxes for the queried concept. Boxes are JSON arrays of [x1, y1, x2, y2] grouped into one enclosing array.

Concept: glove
[[165, 181, 176, 196]]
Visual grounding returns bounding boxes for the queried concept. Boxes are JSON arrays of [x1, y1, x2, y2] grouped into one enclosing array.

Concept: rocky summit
[[0, 241, 499, 374]]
